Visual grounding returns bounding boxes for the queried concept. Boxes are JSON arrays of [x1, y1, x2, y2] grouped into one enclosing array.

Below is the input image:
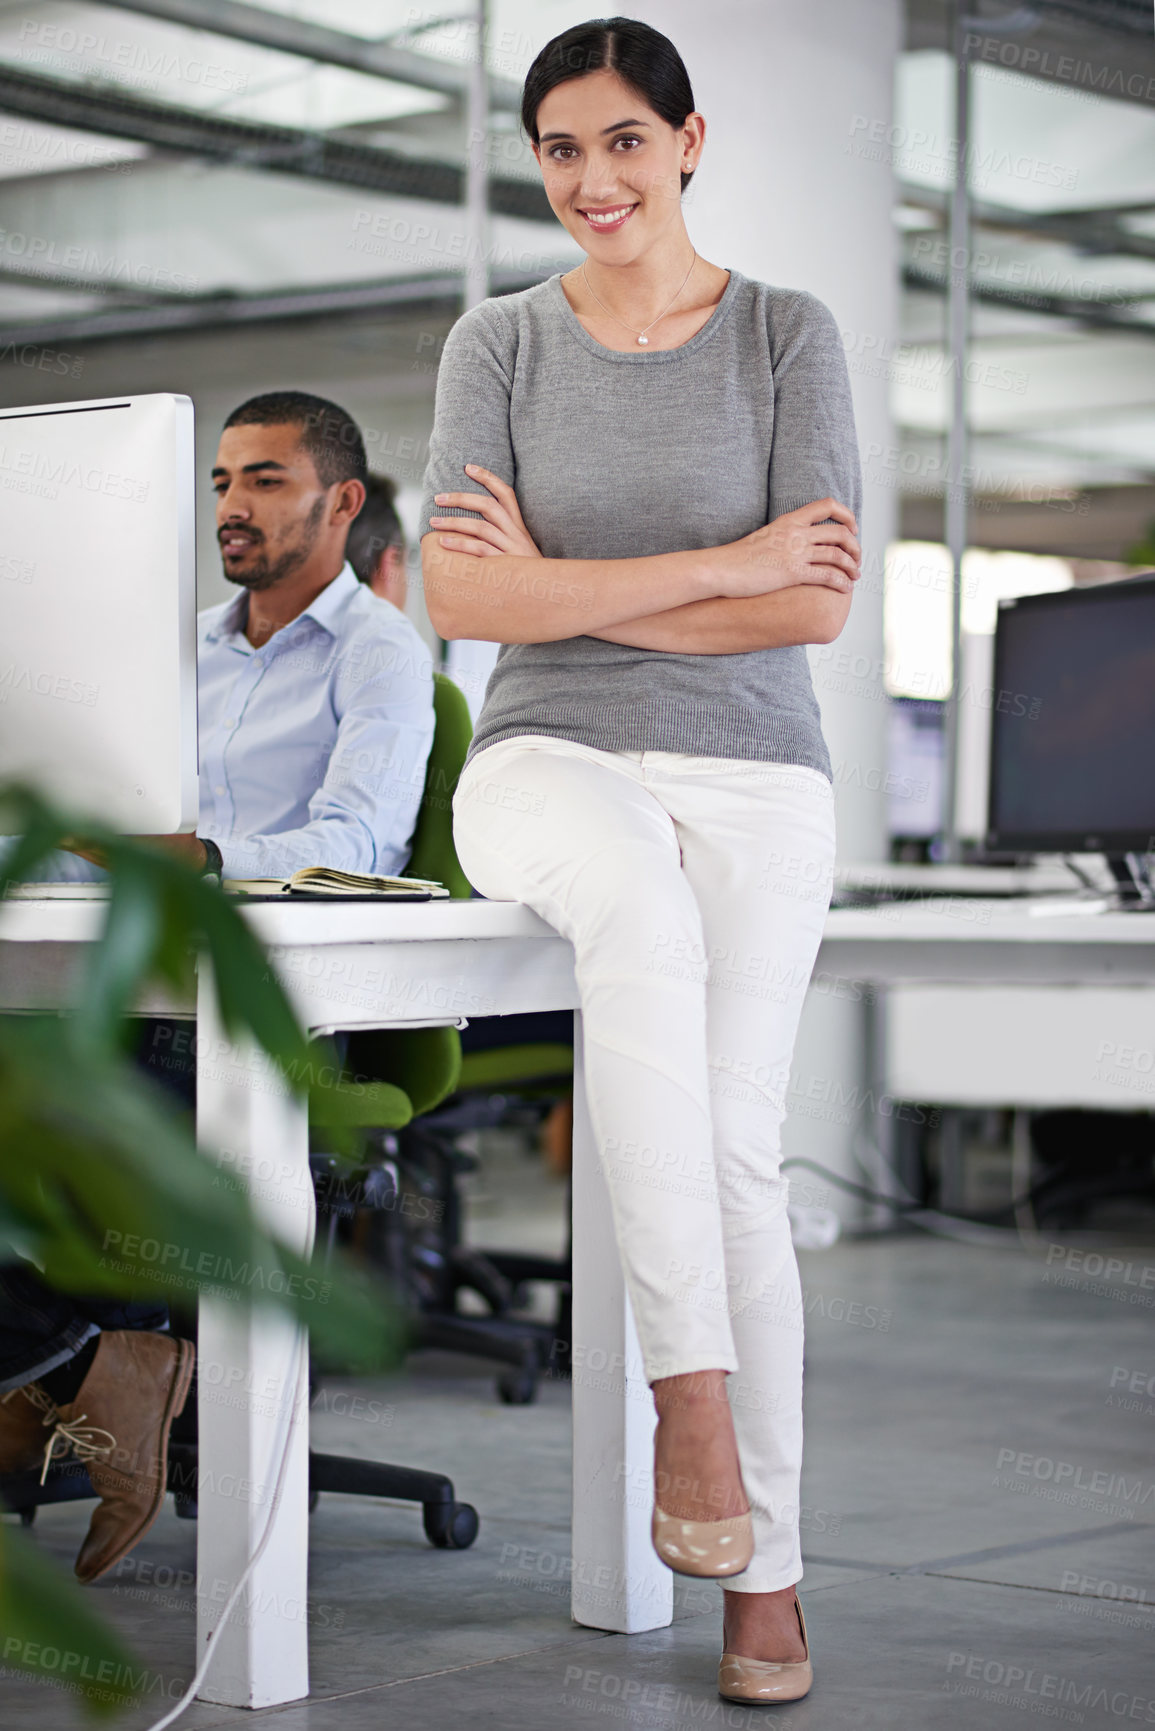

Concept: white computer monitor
[[0, 392, 197, 833]]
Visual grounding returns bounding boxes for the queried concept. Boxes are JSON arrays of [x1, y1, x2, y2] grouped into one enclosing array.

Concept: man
[[194, 396, 433, 879], [59, 392, 433, 880], [0, 392, 435, 1581]]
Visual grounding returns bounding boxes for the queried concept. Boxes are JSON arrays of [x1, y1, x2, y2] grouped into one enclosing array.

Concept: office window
[[884, 540, 1074, 699]]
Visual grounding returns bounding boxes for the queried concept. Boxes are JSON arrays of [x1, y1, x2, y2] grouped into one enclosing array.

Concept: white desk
[[0, 896, 667, 1709], [820, 898, 1155, 1112], [2, 895, 1154, 1707], [823, 898, 1155, 987]]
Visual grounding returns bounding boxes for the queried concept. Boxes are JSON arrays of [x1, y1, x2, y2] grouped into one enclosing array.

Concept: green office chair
[[309, 670, 473, 1137], [402, 670, 474, 899]]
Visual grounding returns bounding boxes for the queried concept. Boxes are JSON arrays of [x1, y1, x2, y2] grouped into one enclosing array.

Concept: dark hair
[[223, 390, 368, 489], [521, 17, 697, 195], [346, 471, 404, 584]]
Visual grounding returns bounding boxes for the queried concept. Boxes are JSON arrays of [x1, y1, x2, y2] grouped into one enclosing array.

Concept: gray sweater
[[418, 267, 861, 778]]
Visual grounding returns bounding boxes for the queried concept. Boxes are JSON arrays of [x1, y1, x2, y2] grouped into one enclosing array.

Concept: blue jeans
[[0, 1266, 169, 1394]]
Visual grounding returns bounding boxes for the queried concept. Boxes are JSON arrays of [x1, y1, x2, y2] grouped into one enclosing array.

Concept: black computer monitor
[[985, 572, 1155, 897]]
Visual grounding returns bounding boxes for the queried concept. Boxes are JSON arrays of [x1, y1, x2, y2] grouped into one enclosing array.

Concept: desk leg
[[570, 1010, 673, 1633], [193, 972, 314, 1708]]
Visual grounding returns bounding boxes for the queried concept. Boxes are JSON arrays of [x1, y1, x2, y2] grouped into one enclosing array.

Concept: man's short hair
[[223, 391, 368, 489], [346, 472, 404, 584]]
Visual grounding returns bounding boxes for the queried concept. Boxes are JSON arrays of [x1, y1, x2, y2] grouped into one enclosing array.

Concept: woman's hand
[[429, 463, 542, 560], [714, 498, 861, 599]]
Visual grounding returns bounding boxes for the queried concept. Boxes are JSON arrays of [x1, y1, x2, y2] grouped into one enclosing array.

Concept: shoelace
[[4, 1382, 117, 1485]]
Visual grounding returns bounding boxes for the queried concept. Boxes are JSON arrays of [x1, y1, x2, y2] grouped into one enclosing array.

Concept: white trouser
[[452, 733, 836, 1593]]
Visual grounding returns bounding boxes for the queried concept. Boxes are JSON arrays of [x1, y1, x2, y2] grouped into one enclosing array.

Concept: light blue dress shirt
[[22, 563, 435, 882], [197, 563, 435, 879]]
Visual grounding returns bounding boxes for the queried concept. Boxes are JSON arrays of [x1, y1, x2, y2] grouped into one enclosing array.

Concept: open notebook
[[223, 867, 450, 900]]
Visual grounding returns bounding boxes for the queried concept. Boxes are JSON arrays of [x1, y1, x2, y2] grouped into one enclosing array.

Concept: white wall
[[629, 0, 904, 1222]]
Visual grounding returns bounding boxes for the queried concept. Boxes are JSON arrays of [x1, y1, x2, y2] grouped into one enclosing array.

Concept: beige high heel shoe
[[651, 1504, 754, 1578], [649, 1391, 755, 1579], [717, 1591, 813, 1703]]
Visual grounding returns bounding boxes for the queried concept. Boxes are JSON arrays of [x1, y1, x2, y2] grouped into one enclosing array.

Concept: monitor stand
[[1105, 853, 1155, 912]]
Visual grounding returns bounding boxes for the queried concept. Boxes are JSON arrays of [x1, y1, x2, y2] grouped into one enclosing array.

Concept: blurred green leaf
[[0, 780, 412, 1716], [0, 1018, 401, 1370], [1123, 519, 1155, 567], [0, 791, 72, 894], [80, 854, 166, 1049], [188, 878, 309, 1078], [0, 785, 309, 1079], [0, 1525, 142, 1716]]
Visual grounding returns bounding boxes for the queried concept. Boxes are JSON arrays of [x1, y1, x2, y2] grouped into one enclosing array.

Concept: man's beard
[[222, 495, 326, 591]]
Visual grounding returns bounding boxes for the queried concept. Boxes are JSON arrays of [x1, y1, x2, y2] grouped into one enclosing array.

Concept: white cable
[[851, 1125, 920, 1221], [900, 1207, 1027, 1247], [849, 1118, 1048, 1250], [784, 1152, 1042, 1247], [142, 1328, 309, 1731]]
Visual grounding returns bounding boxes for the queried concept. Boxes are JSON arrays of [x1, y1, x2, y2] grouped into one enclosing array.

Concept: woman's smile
[[577, 201, 640, 232]]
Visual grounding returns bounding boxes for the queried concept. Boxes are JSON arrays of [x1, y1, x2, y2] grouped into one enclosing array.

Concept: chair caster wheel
[[497, 1366, 537, 1405], [174, 1495, 197, 1521], [423, 1500, 479, 1550], [19, 1508, 35, 1528], [308, 1489, 320, 1513]]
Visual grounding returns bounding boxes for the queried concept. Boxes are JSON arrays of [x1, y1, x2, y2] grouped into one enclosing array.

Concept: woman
[[419, 16, 860, 1707]]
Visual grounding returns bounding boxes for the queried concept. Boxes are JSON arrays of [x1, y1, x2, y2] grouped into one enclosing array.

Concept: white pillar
[[630, 0, 904, 1222]]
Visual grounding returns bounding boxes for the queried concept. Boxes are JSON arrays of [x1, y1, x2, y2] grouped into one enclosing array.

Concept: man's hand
[[59, 836, 110, 871], [136, 835, 210, 870], [715, 499, 861, 599], [61, 834, 209, 872]]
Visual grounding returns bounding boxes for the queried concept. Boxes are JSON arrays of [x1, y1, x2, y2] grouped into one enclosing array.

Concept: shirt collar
[[204, 562, 361, 646], [300, 562, 360, 637]]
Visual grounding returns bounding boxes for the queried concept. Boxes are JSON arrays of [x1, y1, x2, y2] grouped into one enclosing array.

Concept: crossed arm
[[421, 466, 860, 653], [584, 582, 853, 654]]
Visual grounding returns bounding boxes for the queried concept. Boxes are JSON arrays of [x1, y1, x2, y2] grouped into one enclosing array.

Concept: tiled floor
[[4, 1139, 1153, 1729]]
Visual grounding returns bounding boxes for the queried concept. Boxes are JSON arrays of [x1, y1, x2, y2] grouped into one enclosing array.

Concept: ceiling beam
[[900, 481, 1155, 561], [903, 263, 1155, 333], [0, 261, 191, 304], [0, 65, 550, 220], [906, 0, 1155, 110], [0, 267, 546, 349], [4, 257, 1147, 353], [899, 183, 1155, 264], [99, 0, 523, 111]]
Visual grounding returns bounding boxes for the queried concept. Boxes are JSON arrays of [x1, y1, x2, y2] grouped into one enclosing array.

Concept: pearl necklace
[[580, 250, 699, 345]]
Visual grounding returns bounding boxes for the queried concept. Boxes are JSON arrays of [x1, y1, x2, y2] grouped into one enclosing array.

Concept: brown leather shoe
[[0, 1382, 62, 1476], [52, 1331, 195, 1584]]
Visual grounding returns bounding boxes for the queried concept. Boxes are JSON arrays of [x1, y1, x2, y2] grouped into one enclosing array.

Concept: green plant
[[0, 785, 403, 1717], [1123, 518, 1155, 568]]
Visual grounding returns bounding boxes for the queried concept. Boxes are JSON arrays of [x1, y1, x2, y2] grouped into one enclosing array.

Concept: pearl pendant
[[637, 333, 649, 345]]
